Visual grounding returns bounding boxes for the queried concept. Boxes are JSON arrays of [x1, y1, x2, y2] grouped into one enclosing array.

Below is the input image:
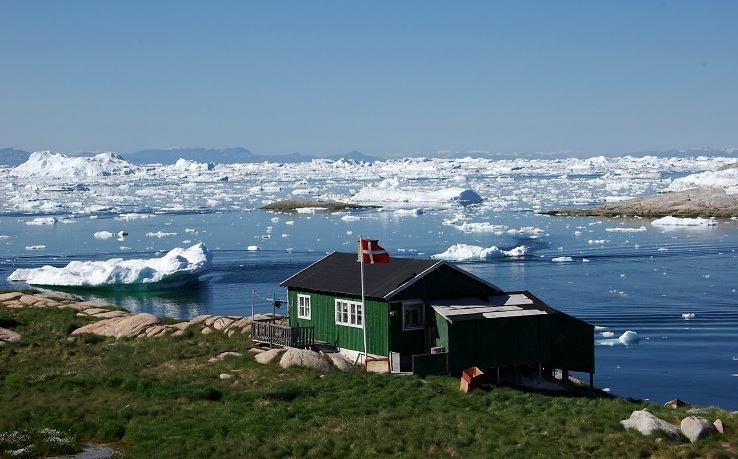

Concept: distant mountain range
[[1, 146, 736, 168], [0, 147, 381, 167]]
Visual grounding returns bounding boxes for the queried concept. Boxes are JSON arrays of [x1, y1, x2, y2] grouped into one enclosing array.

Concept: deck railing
[[251, 321, 315, 348]]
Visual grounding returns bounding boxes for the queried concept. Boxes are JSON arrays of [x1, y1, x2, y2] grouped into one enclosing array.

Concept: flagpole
[[360, 237, 368, 366]]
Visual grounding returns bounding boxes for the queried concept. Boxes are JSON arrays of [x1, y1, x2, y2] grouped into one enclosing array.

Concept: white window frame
[[402, 301, 424, 330], [297, 294, 311, 320], [335, 299, 363, 328]]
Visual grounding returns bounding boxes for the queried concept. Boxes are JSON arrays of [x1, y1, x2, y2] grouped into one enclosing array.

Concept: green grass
[[1, 305, 736, 458]]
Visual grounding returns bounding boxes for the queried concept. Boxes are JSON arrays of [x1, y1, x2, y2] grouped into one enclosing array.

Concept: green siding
[[389, 265, 497, 301], [288, 289, 389, 356], [436, 312, 593, 375]]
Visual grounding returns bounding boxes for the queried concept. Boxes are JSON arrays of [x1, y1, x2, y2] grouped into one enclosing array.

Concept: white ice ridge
[[431, 243, 527, 261], [4, 150, 738, 216], [10, 151, 136, 178], [651, 216, 717, 227], [7, 243, 212, 288], [351, 178, 482, 204]]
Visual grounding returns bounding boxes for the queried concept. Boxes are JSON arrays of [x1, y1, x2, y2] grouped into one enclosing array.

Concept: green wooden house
[[280, 252, 594, 383]]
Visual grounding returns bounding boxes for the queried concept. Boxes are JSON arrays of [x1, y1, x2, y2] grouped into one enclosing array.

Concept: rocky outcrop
[[621, 410, 724, 443], [0, 289, 283, 340], [71, 313, 161, 339], [545, 188, 738, 218]]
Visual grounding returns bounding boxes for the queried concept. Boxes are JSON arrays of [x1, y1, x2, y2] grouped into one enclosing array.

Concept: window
[[335, 299, 363, 328], [403, 302, 424, 330], [297, 294, 311, 320]]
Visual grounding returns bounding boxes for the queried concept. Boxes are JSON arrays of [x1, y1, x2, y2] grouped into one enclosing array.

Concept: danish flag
[[357, 238, 390, 264]]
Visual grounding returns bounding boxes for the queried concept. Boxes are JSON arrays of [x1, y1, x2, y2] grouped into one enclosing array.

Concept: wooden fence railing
[[251, 321, 314, 348]]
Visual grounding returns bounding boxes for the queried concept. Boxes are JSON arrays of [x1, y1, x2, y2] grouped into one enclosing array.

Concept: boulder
[[620, 410, 680, 437], [72, 313, 160, 338], [326, 352, 354, 371], [279, 348, 331, 372], [254, 348, 286, 364], [0, 327, 21, 344], [681, 416, 715, 443], [208, 351, 243, 363], [0, 292, 23, 302], [713, 418, 724, 434], [113, 313, 160, 338]]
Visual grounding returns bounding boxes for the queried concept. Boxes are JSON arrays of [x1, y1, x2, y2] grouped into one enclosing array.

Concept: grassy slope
[[1, 305, 736, 459]]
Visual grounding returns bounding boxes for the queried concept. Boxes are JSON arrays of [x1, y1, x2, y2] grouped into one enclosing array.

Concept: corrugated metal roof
[[280, 251, 501, 300], [430, 292, 558, 323]]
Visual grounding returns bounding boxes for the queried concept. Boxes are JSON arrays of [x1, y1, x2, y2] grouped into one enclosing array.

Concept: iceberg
[[352, 178, 482, 204], [431, 243, 528, 261], [7, 243, 212, 289], [651, 216, 717, 227], [11, 151, 136, 178]]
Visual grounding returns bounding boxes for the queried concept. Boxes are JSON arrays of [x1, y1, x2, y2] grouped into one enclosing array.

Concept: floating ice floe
[[551, 256, 575, 263], [7, 243, 212, 288], [26, 217, 57, 226], [605, 226, 647, 232], [619, 330, 640, 345], [651, 216, 717, 227], [682, 313, 696, 320], [596, 330, 640, 346], [431, 243, 527, 261], [94, 231, 114, 239], [146, 231, 177, 238]]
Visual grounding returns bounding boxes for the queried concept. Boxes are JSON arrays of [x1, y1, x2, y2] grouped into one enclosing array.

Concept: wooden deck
[[250, 320, 315, 348]]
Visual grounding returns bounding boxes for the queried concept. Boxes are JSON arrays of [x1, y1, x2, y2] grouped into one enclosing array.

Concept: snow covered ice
[[7, 243, 212, 288]]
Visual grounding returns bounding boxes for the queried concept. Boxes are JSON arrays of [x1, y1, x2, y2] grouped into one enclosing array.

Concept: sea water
[[1, 206, 737, 410]]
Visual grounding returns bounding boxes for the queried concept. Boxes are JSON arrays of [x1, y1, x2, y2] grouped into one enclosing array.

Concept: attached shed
[[280, 251, 594, 384]]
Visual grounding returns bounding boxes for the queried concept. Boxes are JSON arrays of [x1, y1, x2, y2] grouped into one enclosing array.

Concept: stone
[[71, 313, 160, 339], [81, 307, 114, 316], [208, 351, 243, 363], [620, 410, 680, 437], [279, 348, 331, 372], [72, 317, 125, 337], [19, 295, 41, 306], [92, 310, 130, 319], [219, 373, 232, 380], [212, 317, 235, 331], [0, 292, 23, 302], [113, 313, 160, 338], [254, 348, 286, 364], [326, 352, 354, 371], [189, 315, 211, 325], [0, 327, 21, 344], [39, 291, 81, 302], [681, 416, 715, 443], [170, 322, 190, 331], [201, 327, 213, 335], [713, 418, 724, 434]]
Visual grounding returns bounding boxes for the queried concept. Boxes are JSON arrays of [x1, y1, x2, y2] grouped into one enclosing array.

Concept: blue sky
[[2, 1, 737, 158]]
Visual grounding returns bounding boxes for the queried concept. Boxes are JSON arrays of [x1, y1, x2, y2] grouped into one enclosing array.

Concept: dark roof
[[280, 252, 500, 300], [430, 292, 561, 323]]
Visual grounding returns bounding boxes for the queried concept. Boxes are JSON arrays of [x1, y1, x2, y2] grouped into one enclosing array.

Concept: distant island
[[544, 162, 738, 219], [543, 188, 738, 219]]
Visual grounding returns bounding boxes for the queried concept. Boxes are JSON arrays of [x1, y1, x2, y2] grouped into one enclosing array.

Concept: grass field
[[1, 301, 736, 458]]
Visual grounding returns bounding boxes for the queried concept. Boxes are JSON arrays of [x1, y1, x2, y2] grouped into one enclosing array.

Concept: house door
[[424, 323, 436, 354]]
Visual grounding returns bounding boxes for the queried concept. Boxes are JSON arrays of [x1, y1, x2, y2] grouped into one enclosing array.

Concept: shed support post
[[589, 372, 594, 388]]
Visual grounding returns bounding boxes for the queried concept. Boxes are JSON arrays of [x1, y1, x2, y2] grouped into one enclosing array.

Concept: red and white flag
[[358, 238, 390, 264]]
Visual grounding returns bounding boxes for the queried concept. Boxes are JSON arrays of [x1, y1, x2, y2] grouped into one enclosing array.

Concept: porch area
[[250, 319, 315, 348]]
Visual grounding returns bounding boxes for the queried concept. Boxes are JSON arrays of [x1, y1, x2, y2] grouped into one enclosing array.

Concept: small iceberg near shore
[[7, 243, 212, 289], [431, 243, 527, 261]]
